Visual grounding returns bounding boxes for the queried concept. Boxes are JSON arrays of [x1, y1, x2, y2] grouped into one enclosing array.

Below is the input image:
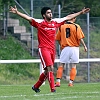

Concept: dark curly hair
[[41, 7, 51, 19]]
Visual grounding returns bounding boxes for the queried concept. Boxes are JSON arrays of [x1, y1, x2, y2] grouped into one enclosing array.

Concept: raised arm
[[66, 7, 90, 21], [9, 6, 32, 22]]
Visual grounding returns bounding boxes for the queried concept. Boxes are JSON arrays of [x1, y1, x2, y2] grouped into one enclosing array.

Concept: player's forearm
[[80, 39, 87, 52], [16, 11, 32, 22], [80, 39, 86, 47], [66, 11, 82, 21], [66, 7, 90, 21]]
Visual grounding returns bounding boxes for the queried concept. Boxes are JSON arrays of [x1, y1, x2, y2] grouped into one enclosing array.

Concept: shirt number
[[66, 28, 70, 38]]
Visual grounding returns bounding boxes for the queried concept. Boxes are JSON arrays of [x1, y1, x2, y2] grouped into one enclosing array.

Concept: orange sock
[[56, 66, 63, 79], [70, 67, 76, 81]]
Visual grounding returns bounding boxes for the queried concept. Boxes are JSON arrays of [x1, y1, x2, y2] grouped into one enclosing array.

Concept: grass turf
[[0, 83, 100, 100]]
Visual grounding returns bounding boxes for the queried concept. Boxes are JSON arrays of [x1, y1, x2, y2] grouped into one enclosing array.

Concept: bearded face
[[44, 9, 53, 21]]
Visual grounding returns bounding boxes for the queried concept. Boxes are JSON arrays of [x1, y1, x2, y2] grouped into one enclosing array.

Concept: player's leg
[[46, 48, 56, 92], [47, 66, 56, 92], [32, 69, 48, 93], [32, 48, 49, 93], [68, 63, 77, 86], [55, 63, 65, 87], [32, 48, 56, 92], [55, 47, 70, 87], [68, 47, 79, 86]]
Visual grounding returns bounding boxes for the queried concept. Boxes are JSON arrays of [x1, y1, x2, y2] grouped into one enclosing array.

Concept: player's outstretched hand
[[81, 7, 90, 14], [9, 5, 18, 14]]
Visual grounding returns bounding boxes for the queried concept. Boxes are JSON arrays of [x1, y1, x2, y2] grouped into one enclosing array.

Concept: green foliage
[[0, 0, 14, 12], [90, 29, 100, 57], [0, 34, 39, 84], [1, 0, 13, 4], [1, 0, 100, 17], [53, 0, 100, 17], [0, 0, 100, 85], [0, 35, 30, 59]]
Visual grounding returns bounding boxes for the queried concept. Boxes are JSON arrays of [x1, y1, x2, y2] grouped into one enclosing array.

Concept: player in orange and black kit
[[55, 12, 87, 87]]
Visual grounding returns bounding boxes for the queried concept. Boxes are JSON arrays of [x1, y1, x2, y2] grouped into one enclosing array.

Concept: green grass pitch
[[0, 83, 100, 100]]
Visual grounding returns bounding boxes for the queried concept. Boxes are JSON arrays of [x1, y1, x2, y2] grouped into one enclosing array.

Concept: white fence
[[0, 58, 100, 73], [1, 58, 100, 64], [0, 58, 100, 83]]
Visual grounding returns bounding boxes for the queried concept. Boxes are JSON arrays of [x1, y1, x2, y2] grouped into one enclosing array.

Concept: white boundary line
[[0, 95, 99, 99], [34, 91, 99, 96], [0, 91, 99, 98], [0, 95, 26, 98]]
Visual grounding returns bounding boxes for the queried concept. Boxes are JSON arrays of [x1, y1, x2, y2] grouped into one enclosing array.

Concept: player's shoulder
[[32, 18, 44, 23], [74, 23, 80, 27], [52, 17, 66, 23], [74, 23, 82, 31]]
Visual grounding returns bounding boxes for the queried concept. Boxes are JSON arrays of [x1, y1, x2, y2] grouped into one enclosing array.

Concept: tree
[[53, 0, 100, 17], [0, 0, 14, 13]]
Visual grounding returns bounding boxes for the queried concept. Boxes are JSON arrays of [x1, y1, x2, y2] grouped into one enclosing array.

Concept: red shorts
[[39, 48, 55, 69]]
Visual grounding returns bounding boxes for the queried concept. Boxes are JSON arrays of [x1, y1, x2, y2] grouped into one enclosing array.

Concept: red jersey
[[30, 18, 66, 49]]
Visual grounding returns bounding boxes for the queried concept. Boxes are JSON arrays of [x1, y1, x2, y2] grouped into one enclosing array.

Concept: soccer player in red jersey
[[9, 6, 90, 92]]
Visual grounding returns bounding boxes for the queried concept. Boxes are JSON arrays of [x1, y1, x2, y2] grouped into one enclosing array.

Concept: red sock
[[47, 71, 55, 91], [34, 73, 47, 88]]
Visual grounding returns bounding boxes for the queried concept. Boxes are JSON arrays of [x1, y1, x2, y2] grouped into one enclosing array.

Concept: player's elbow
[[26, 17, 32, 22]]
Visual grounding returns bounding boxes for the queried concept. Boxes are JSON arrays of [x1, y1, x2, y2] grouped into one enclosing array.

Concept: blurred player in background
[[55, 12, 87, 87], [9, 6, 90, 92]]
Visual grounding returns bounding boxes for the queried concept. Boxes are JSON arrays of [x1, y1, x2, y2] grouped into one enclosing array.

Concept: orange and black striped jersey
[[55, 22, 85, 49]]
